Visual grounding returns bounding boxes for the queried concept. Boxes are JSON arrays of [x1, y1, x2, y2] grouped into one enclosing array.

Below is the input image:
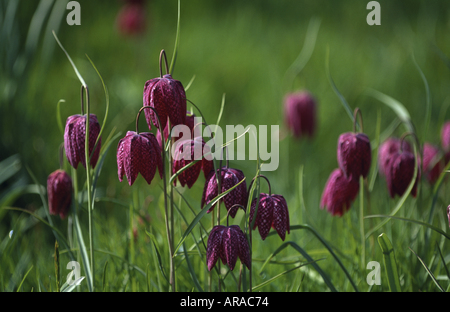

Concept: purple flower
[[64, 114, 102, 169], [284, 91, 317, 138], [206, 225, 251, 271], [422, 143, 443, 184], [320, 168, 360, 217], [117, 131, 163, 186], [156, 111, 198, 147], [143, 74, 186, 131], [441, 122, 450, 151], [249, 193, 290, 241], [385, 149, 420, 198], [172, 137, 214, 188], [378, 137, 412, 177], [337, 132, 371, 180], [201, 167, 247, 218], [47, 169, 72, 219], [116, 3, 146, 36]]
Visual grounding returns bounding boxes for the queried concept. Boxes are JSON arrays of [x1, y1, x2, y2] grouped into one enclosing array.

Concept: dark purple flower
[[441, 122, 450, 151], [378, 137, 412, 177], [320, 168, 360, 217], [64, 114, 102, 169], [284, 91, 317, 138], [143, 74, 186, 131], [206, 225, 251, 271], [201, 167, 247, 218], [47, 169, 72, 219], [385, 149, 420, 198], [172, 137, 214, 188], [116, 3, 146, 36], [422, 143, 444, 184], [117, 131, 163, 186], [249, 193, 290, 241], [337, 132, 371, 180], [156, 111, 198, 148]]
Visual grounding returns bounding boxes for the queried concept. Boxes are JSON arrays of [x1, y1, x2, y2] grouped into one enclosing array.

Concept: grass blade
[[378, 233, 401, 292], [73, 212, 93, 292], [409, 247, 444, 292], [16, 265, 33, 292]]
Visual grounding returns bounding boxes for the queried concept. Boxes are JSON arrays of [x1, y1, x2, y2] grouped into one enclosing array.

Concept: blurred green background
[[1, 0, 450, 292]]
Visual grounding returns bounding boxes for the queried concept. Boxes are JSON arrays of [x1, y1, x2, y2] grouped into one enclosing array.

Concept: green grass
[[1, 0, 450, 292]]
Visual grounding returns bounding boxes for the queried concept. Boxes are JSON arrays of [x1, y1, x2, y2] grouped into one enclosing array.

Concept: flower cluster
[[321, 108, 371, 216]]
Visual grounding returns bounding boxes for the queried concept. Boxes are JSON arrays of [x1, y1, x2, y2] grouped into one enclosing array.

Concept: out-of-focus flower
[[64, 114, 101, 169], [249, 193, 290, 241], [116, 3, 146, 36], [283, 91, 317, 138], [447, 205, 450, 229], [337, 132, 371, 180], [378, 137, 412, 177], [320, 168, 360, 217], [422, 143, 444, 184], [385, 149, 420, 198], [172, 137, 214, 188], [201, 167, 247, 218], [117, 131, 163, 186], [47, 169, 73, 219], [206, 225, 251, 271]]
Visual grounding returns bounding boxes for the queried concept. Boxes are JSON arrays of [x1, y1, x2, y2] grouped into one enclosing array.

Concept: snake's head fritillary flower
[[156, 111, 197, 147], [116, 3, 146, 36], [385, 149, 420, 198], [47, 169, 72, 219], [422, 143, 444, 184], [283, 91, 317, 138], [249, 193, 290, 241], [441, 121, 450, 151], [201, 167, 247, 218], [378, 137, 412, 177], [64, 114, 102, 169], [172, 137, 214, 188], [337, 132, 371, 180], [143, 71, 186, 131], [206, 225, 251, 271], [320, 168, 360, 217], [117, 131, 163, 186]]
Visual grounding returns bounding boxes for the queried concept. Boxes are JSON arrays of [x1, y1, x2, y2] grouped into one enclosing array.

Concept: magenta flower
[[117, 131, 163, 186], [385, 149, 420, 198], [422, 143, 444, 184], [47, 169, 72, 219], [249, 193, 290, 241], [172, 137, 214, 188], [64, 114, 101, 169], [284, 91, 317, 138], [320, 168, 360, 217], [337, 132, 371, 180], [441, 121, 450, 151], [206, 225, 251, 271], [116, 3, 146, 36], [143, 51, 187, 131], [378, 137, 412, 177], [201, 167, 247, 218]]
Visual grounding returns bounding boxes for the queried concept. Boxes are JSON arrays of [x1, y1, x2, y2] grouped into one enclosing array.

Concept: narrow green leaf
[[73, 212, 93, 292], [54, 240, 60, 292], [145, 229, 169, 284], [409, 247, 444, 292], [378, 233, 401, 292], [169, 0, 181, 75], [16, 265, 33, 292], [61, 276, 85, 292], [102, 260, 108, 292], [183, 242, 204, 292]]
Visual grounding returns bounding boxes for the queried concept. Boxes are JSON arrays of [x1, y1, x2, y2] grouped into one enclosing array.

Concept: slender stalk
[[359, 176, 365, 271]]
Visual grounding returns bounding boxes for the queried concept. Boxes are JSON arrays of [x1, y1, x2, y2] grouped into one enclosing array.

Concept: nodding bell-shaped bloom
[[249, 193, 290, 241], [117, 131, 163, 186], [284, 91, 317, 138], [143, 74, 187, 131], [378, 137, 412, 177], [422, 143, 444, 184], [47, 169, 73, 219], [206, 225, 251, 271], [337, 132, 371, 180], [172, 137, 214, 188], [385, 149, 420, 198], [116, 3, 146, 36], [320, 168, 360, 217], [201, 167, 247, 218], [64, 114, 102, 169]]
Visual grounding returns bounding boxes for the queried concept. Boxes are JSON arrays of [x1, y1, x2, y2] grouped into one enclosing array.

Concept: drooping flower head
[[421, 143, 444, 185], [64, 114, 102, 169], [283, 91, 317, 138], [206, 224, 251, 271], [172, 136, 214, 188], [378, 137, 412, 177], [143, 50, 186, 131], [337, 131, 371, 180], [385, 148, 420, 198], [201, 166, 247, 218], [116, 2, 146, 36], [47, 169, 73, 219], [320, 168, 360, 217]]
